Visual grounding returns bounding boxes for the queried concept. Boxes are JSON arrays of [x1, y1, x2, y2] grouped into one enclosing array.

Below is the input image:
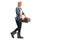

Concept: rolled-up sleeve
[[22, 11, 24, 15]]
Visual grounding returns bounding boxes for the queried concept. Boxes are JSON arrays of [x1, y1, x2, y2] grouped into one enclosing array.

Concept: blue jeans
[[14, 20, 22, 33]]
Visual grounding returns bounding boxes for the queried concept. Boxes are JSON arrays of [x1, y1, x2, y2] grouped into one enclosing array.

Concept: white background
[[0, 0, 60, 40]]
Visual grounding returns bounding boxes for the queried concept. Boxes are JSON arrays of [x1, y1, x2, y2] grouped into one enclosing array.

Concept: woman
[[11, 1, 26, 39]]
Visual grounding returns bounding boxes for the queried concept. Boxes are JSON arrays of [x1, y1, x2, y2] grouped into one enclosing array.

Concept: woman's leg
[[11, 20, 19, 38], [17, 22, 23, 38]]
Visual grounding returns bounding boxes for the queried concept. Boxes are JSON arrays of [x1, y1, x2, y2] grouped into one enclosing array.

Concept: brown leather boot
[[17, 32, 23, 39], [11, 31, 16, 38]]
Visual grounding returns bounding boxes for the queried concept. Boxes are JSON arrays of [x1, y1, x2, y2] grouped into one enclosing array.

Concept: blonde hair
[[18, 1, 22, 4]]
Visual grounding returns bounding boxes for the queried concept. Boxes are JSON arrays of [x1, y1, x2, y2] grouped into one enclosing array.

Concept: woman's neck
[[18, 6, 21, 8]]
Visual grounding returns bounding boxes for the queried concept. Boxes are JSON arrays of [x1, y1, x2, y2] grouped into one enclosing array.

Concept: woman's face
[[18, 2, 22, 7]]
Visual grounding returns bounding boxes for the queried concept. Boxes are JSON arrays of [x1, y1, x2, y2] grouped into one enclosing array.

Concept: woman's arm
[[22, 11, 26, 17]]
